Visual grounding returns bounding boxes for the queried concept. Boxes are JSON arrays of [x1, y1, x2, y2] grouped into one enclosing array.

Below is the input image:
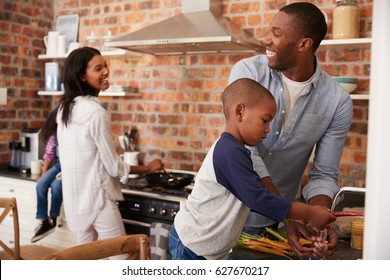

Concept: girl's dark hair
[[59, 47, 101, 126], [41, 107, 59, 143], [280, 2, 327, 52]]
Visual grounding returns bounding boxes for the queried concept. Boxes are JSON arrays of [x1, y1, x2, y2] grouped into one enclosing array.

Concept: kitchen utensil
[[128, 128, 138, 151], [57, 34, 67, 55], [43, 31, 59, 55], [123, 133, 130, 151], [161, 168, 181, 186], [334, 77, 358, 93], [67, 41, 82, 54], [129, 128, 138, 139], [145, 172, 194, 189], [331, 186, 365, 211], [118, 135, 126, 151], [123, 151, 140, 178], [30, 160, 43, 175]]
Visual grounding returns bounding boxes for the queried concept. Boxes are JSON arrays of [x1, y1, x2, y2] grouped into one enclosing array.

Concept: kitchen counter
[[229, 239, 362, 260], [0, 163, 40, 182], [0, 164, 363, 260]]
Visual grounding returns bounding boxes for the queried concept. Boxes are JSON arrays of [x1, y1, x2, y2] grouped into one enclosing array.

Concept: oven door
[[122, 218, 151, 235]]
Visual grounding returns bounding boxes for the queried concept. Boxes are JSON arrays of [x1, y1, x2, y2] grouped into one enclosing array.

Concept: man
[[228, 2, 352, 258]]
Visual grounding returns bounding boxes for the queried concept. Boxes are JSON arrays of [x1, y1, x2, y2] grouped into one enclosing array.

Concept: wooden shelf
[[350, 94, 369, 100], [38, 90, 126, 96], [319, 38, 372, 51]]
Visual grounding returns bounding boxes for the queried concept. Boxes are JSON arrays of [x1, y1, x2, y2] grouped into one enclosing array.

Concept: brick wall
[[0, 0, 55, 162], [0, 0, 372, 188]]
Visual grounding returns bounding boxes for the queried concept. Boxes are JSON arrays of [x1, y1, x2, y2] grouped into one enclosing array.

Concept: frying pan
[[145, 172, 194, 189]]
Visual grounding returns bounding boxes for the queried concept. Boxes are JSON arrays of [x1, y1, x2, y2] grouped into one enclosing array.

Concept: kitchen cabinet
[[0, 176, 77, 250], [37, 49, 127, 97], [319, 37, 372, 101]]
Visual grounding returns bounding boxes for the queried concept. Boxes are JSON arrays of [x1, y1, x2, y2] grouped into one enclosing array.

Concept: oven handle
[[122, 218, 151, 228]]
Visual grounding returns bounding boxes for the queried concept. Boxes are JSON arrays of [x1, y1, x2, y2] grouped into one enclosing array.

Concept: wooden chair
[[0, 197, 58, 260], [42, 234, 150, 260]]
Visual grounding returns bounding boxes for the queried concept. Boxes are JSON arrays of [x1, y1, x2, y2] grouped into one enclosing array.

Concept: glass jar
[[332, 0, 360, 39], [350, 218, 364, 250], [86, 31, 100, 49]]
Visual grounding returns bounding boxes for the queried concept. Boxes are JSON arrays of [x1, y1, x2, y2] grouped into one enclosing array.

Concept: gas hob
[[120, 169, 196, 203]]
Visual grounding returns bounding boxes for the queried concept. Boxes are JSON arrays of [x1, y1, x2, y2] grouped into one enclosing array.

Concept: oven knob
[[149, 207, 156, 214], [171, 210, 177, 218], [160, 208, 167, 216]]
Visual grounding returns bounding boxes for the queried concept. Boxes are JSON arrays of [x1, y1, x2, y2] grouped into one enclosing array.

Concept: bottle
[[332, 0, 360, 39], [101, 31, 114, 52], [86, 31, 100, 50]]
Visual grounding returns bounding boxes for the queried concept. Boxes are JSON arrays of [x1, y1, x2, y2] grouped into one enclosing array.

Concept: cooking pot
[[145, 172, 194, 189]]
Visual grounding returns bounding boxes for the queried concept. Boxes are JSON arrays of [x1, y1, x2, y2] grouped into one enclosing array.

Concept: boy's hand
[[307, 205, 336, 229]]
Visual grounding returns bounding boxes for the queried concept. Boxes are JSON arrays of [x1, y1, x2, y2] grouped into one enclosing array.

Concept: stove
[[119, 170, 195, 235]]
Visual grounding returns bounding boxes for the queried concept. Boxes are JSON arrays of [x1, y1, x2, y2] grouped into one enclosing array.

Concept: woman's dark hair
[[59, 47, 101, 126], [280, 2, 327, 52], [41, 107, 59, 143]]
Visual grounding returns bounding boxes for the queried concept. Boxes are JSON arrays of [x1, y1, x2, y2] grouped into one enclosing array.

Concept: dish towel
[[150, 222, 172, 260]]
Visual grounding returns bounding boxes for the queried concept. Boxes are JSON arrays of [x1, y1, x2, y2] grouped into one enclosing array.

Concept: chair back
[[42, 234, 150, 260], [0, 197, 21, 259]]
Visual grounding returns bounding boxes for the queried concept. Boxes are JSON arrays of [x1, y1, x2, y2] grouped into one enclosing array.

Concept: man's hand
[[285, 220, 314, 258], [285, 220, 338, 259], [311, 226, 338, 259]]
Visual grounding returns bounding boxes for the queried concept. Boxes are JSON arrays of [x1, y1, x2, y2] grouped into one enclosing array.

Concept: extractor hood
[[105, 0, 264, 55]]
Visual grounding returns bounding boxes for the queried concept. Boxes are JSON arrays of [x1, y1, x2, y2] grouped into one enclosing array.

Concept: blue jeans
[[169, 224, 206, 260], [36, 162, 62, 220]]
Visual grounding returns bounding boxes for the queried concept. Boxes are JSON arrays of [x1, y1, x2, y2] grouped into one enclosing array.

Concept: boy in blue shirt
[[169, 78, 335, 260]]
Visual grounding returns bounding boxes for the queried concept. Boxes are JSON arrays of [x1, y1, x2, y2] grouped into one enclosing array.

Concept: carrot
[[249, 245, 291, 258], [258, 236, 293, 251], [332, 211, 364, 217]]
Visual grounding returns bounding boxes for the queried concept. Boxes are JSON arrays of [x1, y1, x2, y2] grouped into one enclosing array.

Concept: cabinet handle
[[9, 189, 15, 193]]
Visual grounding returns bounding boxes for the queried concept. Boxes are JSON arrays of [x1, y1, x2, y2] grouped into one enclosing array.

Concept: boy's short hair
[[222, 78, 274, 119]]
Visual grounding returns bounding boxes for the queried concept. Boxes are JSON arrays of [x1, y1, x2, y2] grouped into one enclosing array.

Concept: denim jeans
[[36, 162, 62, 220], [169, 224, 206, 260]]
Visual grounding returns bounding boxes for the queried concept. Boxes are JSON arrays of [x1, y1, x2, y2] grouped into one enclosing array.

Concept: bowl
[[334, 77, 358, 93]]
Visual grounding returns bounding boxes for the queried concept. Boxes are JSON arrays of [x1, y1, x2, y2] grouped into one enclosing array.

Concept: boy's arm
[[260, 176, 280, 196], [287, 202, 336, 229]]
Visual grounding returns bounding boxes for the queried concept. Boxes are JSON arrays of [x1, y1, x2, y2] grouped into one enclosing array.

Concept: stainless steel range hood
[[105, 0, 264, 55]]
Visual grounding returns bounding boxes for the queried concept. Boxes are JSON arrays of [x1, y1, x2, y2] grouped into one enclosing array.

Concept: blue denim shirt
[[229, 55, 352, 227]]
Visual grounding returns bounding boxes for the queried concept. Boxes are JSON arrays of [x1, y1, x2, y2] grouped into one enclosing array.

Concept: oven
[[119, 170, 194, 236]]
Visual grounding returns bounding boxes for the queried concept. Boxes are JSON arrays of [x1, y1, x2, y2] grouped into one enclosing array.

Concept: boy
[[169, 78, 335, 260]]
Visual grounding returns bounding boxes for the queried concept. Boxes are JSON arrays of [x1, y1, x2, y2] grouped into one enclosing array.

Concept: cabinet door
[[0, 176, 76, 249], [0, 177, 37, 245]]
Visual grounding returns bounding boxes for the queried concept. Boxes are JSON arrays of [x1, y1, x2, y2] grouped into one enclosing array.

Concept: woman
[[57, 47, 163, 253]]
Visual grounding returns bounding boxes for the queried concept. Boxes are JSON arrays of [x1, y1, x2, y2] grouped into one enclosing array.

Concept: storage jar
[[332, 0, 360, 39], [350, 218, 364, 250]]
